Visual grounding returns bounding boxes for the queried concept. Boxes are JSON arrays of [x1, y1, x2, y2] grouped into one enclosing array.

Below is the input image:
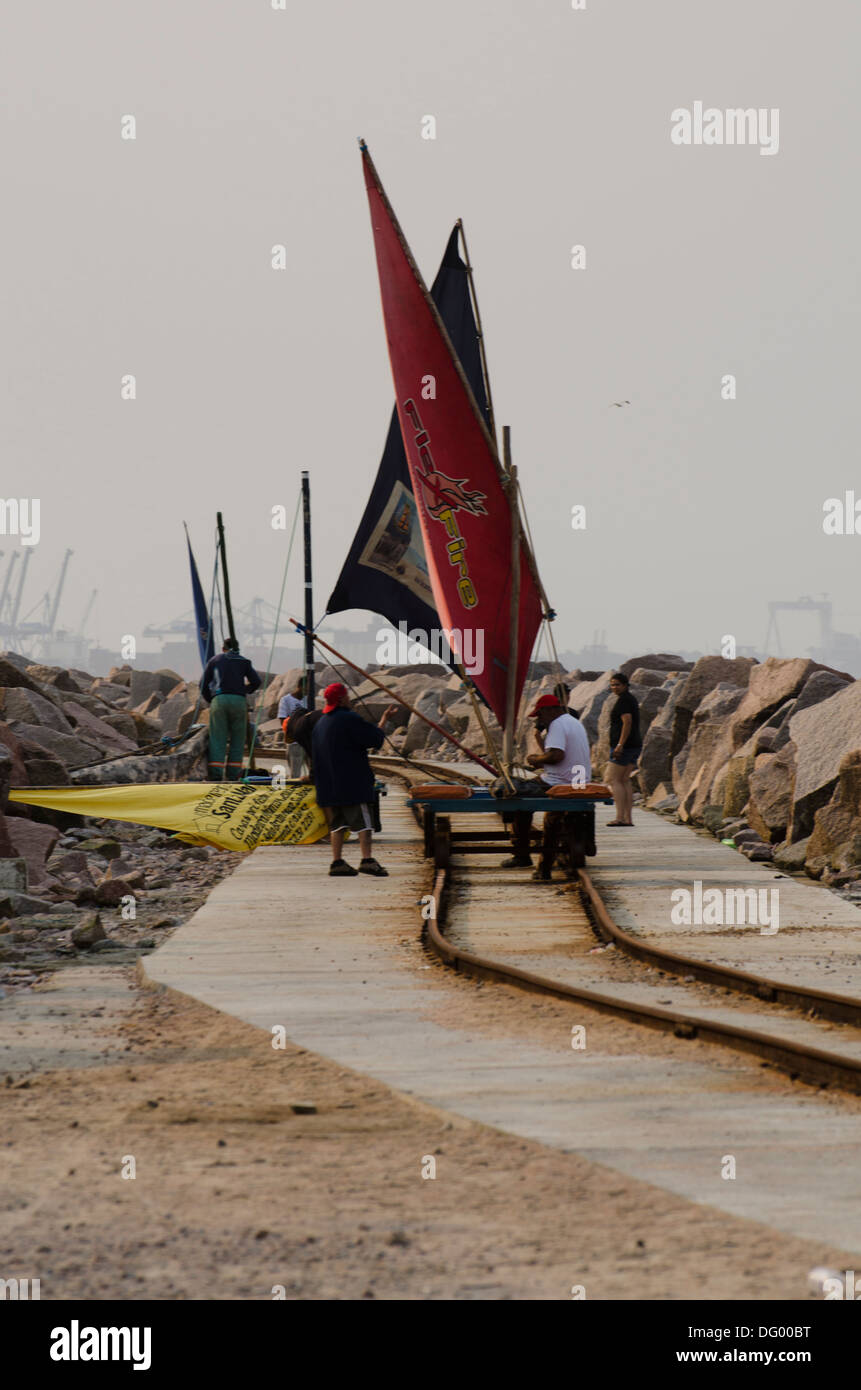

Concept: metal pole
[[301, 472, 315, 708], [503, 426, 520, 772], [216, 512, 236, 645]]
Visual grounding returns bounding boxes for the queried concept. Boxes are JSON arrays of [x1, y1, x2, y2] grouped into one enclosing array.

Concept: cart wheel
[[434, 815, 452, 871]]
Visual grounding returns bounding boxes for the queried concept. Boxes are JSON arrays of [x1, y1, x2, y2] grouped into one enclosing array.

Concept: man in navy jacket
[[311, 682, 397, 877], [201, 638, 262, 781]]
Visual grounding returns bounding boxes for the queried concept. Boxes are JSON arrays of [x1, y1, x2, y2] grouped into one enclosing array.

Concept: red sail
[[360, 143, 543, 726]]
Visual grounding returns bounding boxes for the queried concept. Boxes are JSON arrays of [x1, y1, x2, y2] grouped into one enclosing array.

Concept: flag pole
[[503, 426, 520, 773], [288, 619, 498, 776]]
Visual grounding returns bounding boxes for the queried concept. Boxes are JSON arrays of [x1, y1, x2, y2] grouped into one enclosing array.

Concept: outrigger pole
[[216, 511, 237, 646], [288, 619, 498, 776]]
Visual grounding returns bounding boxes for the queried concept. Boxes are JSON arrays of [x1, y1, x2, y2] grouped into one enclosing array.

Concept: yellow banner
[[8, 782, 329, 852]]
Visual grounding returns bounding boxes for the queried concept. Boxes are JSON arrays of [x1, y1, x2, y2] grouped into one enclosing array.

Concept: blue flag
[[185, 526, 215, 669]]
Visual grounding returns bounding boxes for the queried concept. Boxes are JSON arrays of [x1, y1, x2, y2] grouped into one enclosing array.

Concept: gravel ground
[[1, 954, 858, 1300]]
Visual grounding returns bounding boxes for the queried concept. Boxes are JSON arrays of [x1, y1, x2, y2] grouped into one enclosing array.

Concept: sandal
[[329, 859, 358, 876]]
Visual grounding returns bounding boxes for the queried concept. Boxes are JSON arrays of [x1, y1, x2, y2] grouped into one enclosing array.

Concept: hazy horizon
[[5, 0, 860, 669]]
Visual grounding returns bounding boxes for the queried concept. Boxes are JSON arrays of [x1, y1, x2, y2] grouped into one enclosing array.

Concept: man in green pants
[[201, 638, 262, 781]]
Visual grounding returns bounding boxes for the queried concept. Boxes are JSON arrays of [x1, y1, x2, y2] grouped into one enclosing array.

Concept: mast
[[301, 471, 315, 708], [216, 511, 236, 645], [502, 426, 520, 771], [457, 218, 497, 450]]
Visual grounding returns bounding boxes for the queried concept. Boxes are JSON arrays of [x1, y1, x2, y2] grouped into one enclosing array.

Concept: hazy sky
[[5, 0, 860, 662]]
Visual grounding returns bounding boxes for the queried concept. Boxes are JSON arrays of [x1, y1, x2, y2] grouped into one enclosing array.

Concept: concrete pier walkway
[[143, 792, 861, 1255], [587, 810, 861, 995]]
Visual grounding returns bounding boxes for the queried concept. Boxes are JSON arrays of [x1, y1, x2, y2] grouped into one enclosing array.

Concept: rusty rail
[[384, 763, 861, 1097]]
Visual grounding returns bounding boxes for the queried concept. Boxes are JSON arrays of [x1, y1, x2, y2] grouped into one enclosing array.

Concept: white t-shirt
[[278, 692, 306, 721], [540, 712, 592, 787]]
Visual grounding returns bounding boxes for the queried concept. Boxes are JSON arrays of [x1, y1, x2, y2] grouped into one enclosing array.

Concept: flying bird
[[609, 400, 631, 408]]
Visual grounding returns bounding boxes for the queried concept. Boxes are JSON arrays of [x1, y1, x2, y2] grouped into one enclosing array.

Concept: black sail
[[326, 225, 490, 662]]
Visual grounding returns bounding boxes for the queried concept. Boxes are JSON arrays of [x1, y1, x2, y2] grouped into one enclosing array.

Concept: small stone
[[83, 839, 123, 859], [387, 1229, 410, 1247], [93, 877, 140, 906], [70, 914, 107, 948]]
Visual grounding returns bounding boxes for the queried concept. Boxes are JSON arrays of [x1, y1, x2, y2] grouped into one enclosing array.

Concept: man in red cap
[[310, 682, 398, 876], [503, 693, 591, 878]]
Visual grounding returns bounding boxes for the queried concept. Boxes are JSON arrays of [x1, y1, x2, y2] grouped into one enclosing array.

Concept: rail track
[[374, 760, 861, 1098]]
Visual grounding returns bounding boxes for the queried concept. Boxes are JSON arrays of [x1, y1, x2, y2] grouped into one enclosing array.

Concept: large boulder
[[0, 745, 16, 857], [0, 650, 37, 674], [728, 658, 815, 750], [16, 740, 71, 787], [618, 653, 692, 678], [0, 655, 47, 693], [403, 690, 444, 755], [0, 744, 14, 811], [636, 674, 689, 795], [674, 720, 734, 823], [127, 711, 163, 745], [156, 687, 196, 737], [87, 681, 130, 708], [670, 656, 756, 757], [805, 750, 861, 875], [7, 723, 103, 770], [128, 668, 184, 707], [746, 743, 797, 844], [69, 727, 208, 785], [0, 723, 32, 786], [133, 692, 165, 717], [794, 668, 851, 715], [722, 752, 757, 818], [569, 672, 612, 743], [670, 684, 747, 817], [627, 668, 674, 689], [636, 686, 670, 750], [62, 703, 138, 756], [677, 659, 814, 823], [789, 678, 861, 840], [55, 688, 120, 720], [99, 710, 139, 742], [24, 664, 81, 693], [5, 819, 60, 886], [638, 725, 673, 797], [0, 686, 73, 734]]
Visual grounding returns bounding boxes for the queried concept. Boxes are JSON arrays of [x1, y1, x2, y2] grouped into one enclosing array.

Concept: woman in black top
[[606, 671, 641, 826]]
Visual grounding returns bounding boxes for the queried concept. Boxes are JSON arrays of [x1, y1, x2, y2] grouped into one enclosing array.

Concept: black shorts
[[609, 749, 641, 767], [325, 803, 374, 833]]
